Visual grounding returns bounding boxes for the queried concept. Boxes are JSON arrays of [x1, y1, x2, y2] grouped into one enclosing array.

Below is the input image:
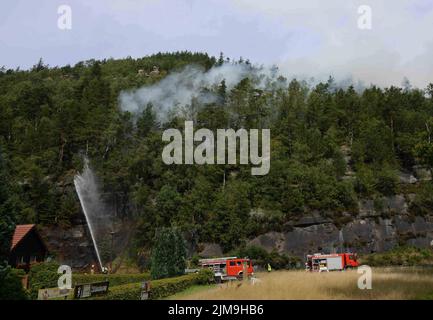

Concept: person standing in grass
[[267, 263, 272, 272]]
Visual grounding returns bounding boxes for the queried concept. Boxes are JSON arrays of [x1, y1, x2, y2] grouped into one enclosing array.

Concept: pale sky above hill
[[1, 0, 433, 87]]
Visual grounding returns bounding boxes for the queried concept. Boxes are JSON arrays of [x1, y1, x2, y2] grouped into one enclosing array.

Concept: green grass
[[416, 292, 433, 300], [164, 284, 217, 300]]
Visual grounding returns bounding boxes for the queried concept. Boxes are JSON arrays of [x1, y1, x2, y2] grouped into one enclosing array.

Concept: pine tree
[[218, 79, 227, 103], [137, 103, 157, 137], [150, 227, 186, 279], [217, 52, 224, 66], [0, 147, 17, 265], [32, 58, 47, 72]]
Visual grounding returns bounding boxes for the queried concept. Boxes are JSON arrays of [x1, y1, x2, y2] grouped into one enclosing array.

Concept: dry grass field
[[177, 268, 433, 300]]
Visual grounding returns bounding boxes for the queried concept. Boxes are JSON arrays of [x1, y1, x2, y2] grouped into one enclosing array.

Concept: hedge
[[28, 262, 60, 299], [73, 273, 151, 287], [360, 246, 433, 267], [96, 269, 214, 300], [28, 262, 151, 299], [0, 267, 28, 300]]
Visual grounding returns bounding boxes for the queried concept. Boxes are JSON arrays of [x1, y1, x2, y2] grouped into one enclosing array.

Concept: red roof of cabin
[[11, 224, 35, 251]]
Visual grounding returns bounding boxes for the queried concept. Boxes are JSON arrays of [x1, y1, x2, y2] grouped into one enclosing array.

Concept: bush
[[28, 261, 60, 299], [73, 273, 151, 287], [0, 266, 28, 300], [360, 246, 433, 267], [237, 245, 269, 264], [195, 268, 214, 285], [98, 282, 141, 300], [151, 270, 212, 299], [236, 245, 302, 269], [375, 168, 398, 196], [189, 254, 200, 268], [99, 270, 213, 300], [410, 182, 433, 216], [354, 165, 376, 196]]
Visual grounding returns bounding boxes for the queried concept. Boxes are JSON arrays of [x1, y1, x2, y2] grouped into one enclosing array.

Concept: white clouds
[[1, 0, 432, 87], [231, 0, 433, 87]]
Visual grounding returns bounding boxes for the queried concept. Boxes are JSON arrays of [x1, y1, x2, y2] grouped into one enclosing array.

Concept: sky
[[1, 0, 433, 87]]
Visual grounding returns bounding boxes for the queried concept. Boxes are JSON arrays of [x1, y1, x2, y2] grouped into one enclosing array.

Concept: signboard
[[38, 288, 71, 300], [140, 281, 151, 300], [91, 281, 110, 294], [74, 281, 109, 299], [140, 291, 149, 300], [74, 284, 91, 298]]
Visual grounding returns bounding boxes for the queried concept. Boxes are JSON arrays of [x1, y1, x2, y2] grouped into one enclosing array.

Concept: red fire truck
[[305, 253, 359, 272], [199, 257, 254, 282]]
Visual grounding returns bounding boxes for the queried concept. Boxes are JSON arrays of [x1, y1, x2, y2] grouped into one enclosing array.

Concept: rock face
[[249, 195, 433, 258], [41, 194, 433, 264], [199, 243, 223, 258], [40, 224, 97, 270]]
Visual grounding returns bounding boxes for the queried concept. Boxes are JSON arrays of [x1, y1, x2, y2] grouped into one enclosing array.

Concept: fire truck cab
[[199, 257, 254, 282], [305, 253, 359, 272]]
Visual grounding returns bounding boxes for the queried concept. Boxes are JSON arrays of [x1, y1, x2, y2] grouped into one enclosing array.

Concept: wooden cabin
[[9, 224, 48, 272]]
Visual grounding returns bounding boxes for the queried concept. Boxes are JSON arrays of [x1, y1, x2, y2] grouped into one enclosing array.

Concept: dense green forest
[[1, 51, 433, 262]]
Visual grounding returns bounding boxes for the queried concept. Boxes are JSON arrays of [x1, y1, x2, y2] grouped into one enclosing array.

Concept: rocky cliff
[[40, 224, 97, 270], [43, 193, 433, 266], [248, 194, 433, 258]]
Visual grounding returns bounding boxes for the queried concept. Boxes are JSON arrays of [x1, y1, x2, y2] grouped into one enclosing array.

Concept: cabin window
[[229, 261, 235, 266], [237, 261, 242, 266]]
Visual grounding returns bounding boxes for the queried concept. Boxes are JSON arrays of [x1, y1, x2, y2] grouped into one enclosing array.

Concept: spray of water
[[74, 158, 112, 271]]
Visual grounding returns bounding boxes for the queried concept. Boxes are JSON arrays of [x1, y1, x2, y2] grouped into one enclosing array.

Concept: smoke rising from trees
[[119, 63, 282, 122]]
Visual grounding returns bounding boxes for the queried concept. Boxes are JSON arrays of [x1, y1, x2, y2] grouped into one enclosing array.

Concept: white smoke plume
[[119, 63, 282, 122]]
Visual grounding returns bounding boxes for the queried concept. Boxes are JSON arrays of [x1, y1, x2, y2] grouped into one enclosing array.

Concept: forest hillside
[[1, 52, 433, 267]]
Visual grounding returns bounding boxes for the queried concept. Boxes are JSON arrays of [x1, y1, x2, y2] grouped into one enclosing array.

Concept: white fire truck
[[305, 253, 359, 272]]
